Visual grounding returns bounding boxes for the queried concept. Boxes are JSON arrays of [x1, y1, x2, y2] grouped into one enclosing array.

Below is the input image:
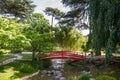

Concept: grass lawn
[[0, 54, 13, 63], [21, 54, 32, 59], [113, 53, 120, 57], [0, 60, 41, 80]]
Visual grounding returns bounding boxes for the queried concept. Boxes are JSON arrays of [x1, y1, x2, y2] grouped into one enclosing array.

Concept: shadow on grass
[[0, 60, 41, 79]]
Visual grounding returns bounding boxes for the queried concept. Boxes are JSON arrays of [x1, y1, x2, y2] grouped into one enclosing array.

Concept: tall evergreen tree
[[0, 0, 36, 18], [44, 7, 64, 26]]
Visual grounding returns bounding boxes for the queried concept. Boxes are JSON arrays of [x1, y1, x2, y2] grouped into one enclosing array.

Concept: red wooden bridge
[[42, 51, 86, 60]]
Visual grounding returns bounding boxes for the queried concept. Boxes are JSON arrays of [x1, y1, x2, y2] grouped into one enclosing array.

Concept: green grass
[[0, 54, 13, 62], [0, 59, 51, 80], [21, 54, 32, 59], [0, 60, 41, 80], [113, 53, 120, 57]]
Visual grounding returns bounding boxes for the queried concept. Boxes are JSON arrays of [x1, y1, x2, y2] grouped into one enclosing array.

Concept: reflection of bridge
[[42, 51, 86, 60]]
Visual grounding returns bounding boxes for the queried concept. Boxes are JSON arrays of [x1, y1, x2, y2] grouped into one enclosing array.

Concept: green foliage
[[0, 0, 36, 18], [54, 26, 87, 51], [21, 54, 32, 59], [61, 0, 120, 62], [0, 54, 12, 62], [68, 75, 90, 80], [24, 13, 52, 60], [68, 77, 74, 80], [74, 61, 89, 65], [61, 0, 88, 28], [95, 75, 116, 80], [0, 16, 30, 52], [44, 7, 64, 19], [11, 49, 23, 53], [20, 64, 35, 73], [44, 7, 64, 26], [0, 49, 7, 55], [89, 0, 120, 59], [77, 74, 90, 80], [41, 60, 52, 69]]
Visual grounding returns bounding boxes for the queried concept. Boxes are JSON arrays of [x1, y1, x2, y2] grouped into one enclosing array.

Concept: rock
[[89, 78, 95, 80], [54, 76, 60, 80], [41, 70, 47, 74], [47, 74, 51, 76], [82, 70, 90, 75], [59, 77, 67, 80]]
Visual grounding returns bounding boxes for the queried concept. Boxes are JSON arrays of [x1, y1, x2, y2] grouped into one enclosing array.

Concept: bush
[[0, 49, 7, 55], [42, 59, 52, 68], [95, 75, 116, 80], [77, 74, 90, 80], [20, 64, 35, 73], [12, 49, 23, 53], [75, 60, 89, 65]]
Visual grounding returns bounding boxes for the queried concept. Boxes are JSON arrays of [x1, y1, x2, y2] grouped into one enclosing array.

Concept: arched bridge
[[41, 51, 86, 60]]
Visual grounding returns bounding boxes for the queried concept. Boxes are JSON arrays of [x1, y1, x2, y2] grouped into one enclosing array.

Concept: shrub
[[20, 64, 35, 73], [95, 75, 116, 80], [75, 60, 89, 65], [42, 59, 52, 68], [12, 49, 23, 53], [68, 77, 74, 80], [77, 74, 90, 80], [0, 49, 7, 55]]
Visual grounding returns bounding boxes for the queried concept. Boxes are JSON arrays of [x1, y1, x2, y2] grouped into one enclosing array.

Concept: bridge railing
[[41, 51, 87, 60]]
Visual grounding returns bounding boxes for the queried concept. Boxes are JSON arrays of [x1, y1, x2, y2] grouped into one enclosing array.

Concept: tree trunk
[[95, 49, 101, 56], [51, 14, 54, 26]]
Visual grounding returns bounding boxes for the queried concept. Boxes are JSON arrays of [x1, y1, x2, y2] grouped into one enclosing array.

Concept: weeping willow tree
[[61, 0, 120, 62], [89, 0, 120, 62]]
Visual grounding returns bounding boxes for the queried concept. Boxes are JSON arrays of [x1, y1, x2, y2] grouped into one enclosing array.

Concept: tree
[[54, 26, 86, 51], [0, 16, 29, 52], [60, 0, 88, 29], [44, 7, 64, 26], [0, 0, 36, 18], [61, 0, 120, 62], [24, 13, 52, 60], [59, 9, 89, 30], [89, 0, 120, 62]]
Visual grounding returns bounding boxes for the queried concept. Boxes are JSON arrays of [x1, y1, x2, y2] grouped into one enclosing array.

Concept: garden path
[[0, 54, 22, 66]]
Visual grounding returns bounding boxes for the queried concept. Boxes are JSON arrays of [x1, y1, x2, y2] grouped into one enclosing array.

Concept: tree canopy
[[61, 0, 120, 62], [24, 13, 52, 60], [0, 16, 29, 52], [54, 26, 87, 51], [44, 7, 64, 26], [0, 0, 36, 18]]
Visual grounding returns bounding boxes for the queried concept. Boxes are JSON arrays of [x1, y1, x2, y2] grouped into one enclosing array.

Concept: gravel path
[[0, 54, 23, 66]]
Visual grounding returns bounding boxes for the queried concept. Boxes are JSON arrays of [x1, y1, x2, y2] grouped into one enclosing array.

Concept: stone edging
[[20, 70, 40, 80]]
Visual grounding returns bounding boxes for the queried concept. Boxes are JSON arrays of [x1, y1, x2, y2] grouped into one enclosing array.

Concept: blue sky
[[32, 0, 89, 35]]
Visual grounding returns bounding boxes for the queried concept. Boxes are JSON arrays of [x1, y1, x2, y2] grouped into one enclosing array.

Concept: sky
[[32, 0, 89, 35]]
